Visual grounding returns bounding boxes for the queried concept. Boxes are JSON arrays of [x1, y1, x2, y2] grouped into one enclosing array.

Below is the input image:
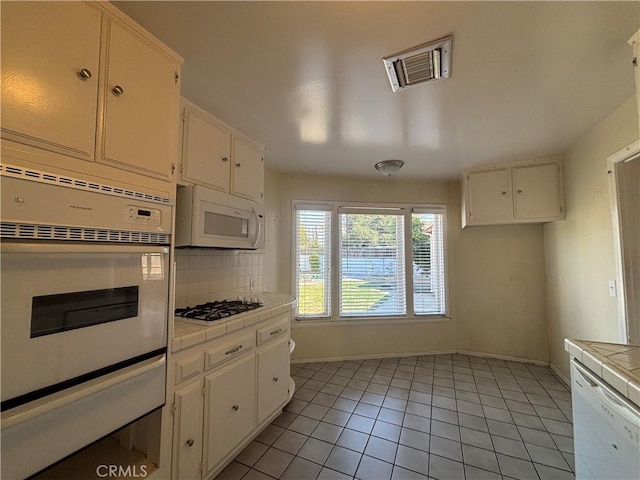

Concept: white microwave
[[176, 185, 265, 250]]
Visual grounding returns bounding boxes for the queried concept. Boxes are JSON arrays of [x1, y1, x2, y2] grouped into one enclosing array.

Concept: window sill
[[291, 315, 451, 328]]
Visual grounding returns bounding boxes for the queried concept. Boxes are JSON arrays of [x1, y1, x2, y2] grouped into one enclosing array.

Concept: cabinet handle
[[232, 405, 239, 411], [78, 68, 92, 80], [225, 345, 243, 355], [270, 328, 283, 336], [222, 157, 229, 162], [186, 438, 195, 447], [273, 377, 279, 382], [235, 163, 241, 168], [112, 85, 124, 96]]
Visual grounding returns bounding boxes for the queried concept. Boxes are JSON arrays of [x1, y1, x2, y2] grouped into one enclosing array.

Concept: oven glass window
[[204, 211, 249, 238], [31, 286, 139, 338], [141, 253, 165, 280]]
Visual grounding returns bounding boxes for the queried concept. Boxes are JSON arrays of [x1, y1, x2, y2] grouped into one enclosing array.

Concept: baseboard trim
[[457, 349, 549, 366], [548, 361, 571, 387], [292, 349, 549, 366], [291, 349, 457, 365]]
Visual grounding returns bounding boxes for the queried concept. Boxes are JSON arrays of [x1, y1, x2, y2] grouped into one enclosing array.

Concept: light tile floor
[[216, 354, 575, 480]]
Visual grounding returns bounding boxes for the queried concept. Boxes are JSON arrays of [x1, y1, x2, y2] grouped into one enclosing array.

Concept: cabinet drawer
[[175, 353, 204, 386], [205, 334, 254, 371], [257, 317, 289, 346]]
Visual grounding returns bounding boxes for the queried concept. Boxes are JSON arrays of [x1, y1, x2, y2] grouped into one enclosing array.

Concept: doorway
[[609, 141, 640, 344]]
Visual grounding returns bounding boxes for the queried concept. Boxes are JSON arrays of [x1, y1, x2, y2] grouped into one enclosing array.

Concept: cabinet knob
[[501, 191, 507, 195], [222, 156, 229, 162], [273, 377, 279, 382], [78, 68, 92, 80], [232, 405, 239, 411], [112, 85, 124, 96], [517, 189, 523, 194], [235, 163, 241, 168], [186, 438, 195, 447]]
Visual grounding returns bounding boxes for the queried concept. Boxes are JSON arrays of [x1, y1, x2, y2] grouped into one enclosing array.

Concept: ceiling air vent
[[383, 35, 452, 93]]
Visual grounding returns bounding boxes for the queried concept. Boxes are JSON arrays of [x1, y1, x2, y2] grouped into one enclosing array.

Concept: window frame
[[292, 200, 449, 323]]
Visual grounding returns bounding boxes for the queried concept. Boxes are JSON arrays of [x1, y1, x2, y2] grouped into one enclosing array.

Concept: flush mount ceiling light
[[383, 35, 452, 93], [375, 159, 404, 177]]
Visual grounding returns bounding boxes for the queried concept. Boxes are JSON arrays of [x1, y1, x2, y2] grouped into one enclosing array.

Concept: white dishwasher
[[571, 359, 640, 480]]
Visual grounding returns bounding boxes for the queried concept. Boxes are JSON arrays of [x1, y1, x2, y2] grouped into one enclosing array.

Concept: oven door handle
[[1, 354, 166, 429], [0, 242, 169, 255]]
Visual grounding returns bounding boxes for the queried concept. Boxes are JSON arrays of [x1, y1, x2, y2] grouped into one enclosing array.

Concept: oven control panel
[[128, 206, 162, 226]]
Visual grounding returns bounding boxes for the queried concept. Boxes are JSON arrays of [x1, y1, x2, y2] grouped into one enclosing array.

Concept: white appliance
[[176, 184, 265, 249], [0, 166, 172, 479], [571, 359, 640, 480]]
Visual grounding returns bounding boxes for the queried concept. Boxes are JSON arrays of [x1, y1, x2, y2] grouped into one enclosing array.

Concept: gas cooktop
[[175, 299, 263, 323]]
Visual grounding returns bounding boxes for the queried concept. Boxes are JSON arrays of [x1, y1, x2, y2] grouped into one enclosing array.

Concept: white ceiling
[[114, 1, 639, 181]]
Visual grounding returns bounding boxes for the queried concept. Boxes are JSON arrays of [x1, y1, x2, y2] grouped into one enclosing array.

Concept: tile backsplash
[[174, 249, 264, 308]]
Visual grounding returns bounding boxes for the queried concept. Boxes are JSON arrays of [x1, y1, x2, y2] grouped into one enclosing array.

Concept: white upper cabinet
[[180, 98, 265, 203], [465, 168, 513, 224], [512, 163, 563, 219], [0, 1, 182, 188], [181, 106, 232, 192], [97, 19, 181, 181], [231, 136, 265, 203], [0, 2, 101, 161], [462, 156, 565, 227]]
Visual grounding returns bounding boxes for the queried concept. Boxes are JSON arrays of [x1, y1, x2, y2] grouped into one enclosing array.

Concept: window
[[294, 202, 446, 320], [295, 208, 332, 317]]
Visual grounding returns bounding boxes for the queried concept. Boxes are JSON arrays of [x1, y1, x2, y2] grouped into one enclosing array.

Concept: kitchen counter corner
[[564, 338, 640, 407]]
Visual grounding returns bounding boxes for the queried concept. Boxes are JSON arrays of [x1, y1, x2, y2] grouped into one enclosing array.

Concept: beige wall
[[264, 167, 282, 292], [544, 96, 639, 379], [266, 174, 550, 362], [453, 222, 548, 361]]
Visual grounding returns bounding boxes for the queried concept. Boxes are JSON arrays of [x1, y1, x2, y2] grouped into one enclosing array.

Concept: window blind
[[412, 208, 446, 315], [295, 208, 331, 317], [339, 210, 406, 316]]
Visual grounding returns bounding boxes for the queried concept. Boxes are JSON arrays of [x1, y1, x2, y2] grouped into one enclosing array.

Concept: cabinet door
[[231, 137, 264, 203], [466, 169, 512, 223], [204, 353, 255, 473], [0, 2, 101, 161], [633, 33, 640, 140], [257, 336, 291, 424], [512, 163, 562, 219], [181, 109, 231, 192], [98, 20, 179, 181], [173, 381, 204, 480]]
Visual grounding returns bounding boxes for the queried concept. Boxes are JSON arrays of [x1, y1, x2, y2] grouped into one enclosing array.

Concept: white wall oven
[[0, 165, 172, 479]]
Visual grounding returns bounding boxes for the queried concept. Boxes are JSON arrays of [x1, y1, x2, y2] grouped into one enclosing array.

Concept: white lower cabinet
[[173, 381, 204, 480], [203, 353, 256, 475], [170, 313, 292, 479], [257, 336, 291, 424]]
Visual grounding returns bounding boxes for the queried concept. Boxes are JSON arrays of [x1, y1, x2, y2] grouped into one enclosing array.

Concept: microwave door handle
[[252, 208, 262, 249]]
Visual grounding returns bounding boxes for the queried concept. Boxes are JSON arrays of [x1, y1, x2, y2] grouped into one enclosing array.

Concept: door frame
[[607, 139, 640, 343]]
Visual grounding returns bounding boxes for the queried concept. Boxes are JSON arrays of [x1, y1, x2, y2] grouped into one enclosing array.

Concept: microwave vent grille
[[0, 222, 170, 244]]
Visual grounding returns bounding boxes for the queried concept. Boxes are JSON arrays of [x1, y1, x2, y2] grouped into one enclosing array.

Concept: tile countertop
[[172, 293, 297, 353], [564, 338, 640, 408]]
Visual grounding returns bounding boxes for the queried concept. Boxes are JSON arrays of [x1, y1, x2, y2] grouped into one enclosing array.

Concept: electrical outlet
[[250, 277, 255, 291], [608, 280, 616, 297]]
